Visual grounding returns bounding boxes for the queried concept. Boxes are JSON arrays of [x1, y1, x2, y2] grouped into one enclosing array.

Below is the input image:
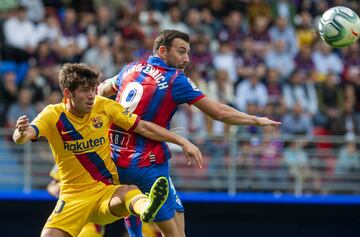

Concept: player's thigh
[[44, 197, 93, 237], [92, 184, 137, 224], [155, 217, 184, 237], [174, 211, 185, 234], [41, 227, 72, 237]]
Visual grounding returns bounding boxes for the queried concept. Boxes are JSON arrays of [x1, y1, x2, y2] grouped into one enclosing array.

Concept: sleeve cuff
[[188, 94, 206, 105]]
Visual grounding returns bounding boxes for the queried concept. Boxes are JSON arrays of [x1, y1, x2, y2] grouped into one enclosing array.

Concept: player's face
[[164, 38, 190, 70], [67, 84, 96, 117]]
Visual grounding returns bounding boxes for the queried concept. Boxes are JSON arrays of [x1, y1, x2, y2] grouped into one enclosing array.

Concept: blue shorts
[[117, 162, 184, 222]]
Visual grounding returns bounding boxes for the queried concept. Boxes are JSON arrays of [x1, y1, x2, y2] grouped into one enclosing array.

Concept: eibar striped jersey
[[31, 96, 140, 195], [109, 56, 205, 168]]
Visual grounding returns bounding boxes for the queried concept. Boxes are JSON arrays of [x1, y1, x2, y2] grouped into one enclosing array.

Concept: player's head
[[153, 29, 190, 70], [59, 63, 99, 115]]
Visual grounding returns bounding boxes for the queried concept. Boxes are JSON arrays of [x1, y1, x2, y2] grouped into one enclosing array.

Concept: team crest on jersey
[[187, 77, 199, 91], [91, 116, 103, 128]]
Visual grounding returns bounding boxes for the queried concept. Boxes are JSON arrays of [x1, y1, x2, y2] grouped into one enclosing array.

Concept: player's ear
[[158, 45, 167, 57], [63, 88, 72, 99]]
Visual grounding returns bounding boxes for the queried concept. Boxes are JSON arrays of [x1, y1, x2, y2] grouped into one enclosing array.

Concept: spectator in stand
[[160, 4, 189, 33], [335, 139, 360, 176], [316, 72, 344, 128], [0, 72, 18, 126], [5, 87, 37, 128], [217, 10, 246, 50], [295, 10, 317, 48], [190, 35, 213, 81], [265, 68, 283, 106], [20, 0, 44, 23], [281, 103, 313, 138], [185, 7, 213, 42], [247, 16, 271, 59], [34, 40, 60, 81], [283, 139, 311, 193], [246, 0, 272, 27], [330, 99, 360, 138], [312, 40, 343, 81], [213, 41, 238, 83], [234, 70, 268, 113], [3, 6, 38, 62], [207, 69, 235, 135], [57, 8, 88, 62], [237, 37, 266, 83], [87, 5, 117, 45], [294, 45, 315, 74], [342, 42, 360, 82], [81, 35, 116, 78], [270, 0, 297, 24], [36, 14, 63, 44], [269, 15, 298, 57], [265, 39, 295, 80], [21, 66, 50, 106], [200, 7, 222, 38], [283, 70, 318, 116]]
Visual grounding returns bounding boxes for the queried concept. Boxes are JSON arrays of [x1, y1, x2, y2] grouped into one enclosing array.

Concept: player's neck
[[66, 102, 85, 118]]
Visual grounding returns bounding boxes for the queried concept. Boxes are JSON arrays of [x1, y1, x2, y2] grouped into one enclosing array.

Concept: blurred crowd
[[1, 0, 360, 142]]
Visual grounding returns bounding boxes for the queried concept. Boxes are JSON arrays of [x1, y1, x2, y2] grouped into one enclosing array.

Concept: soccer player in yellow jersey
[[13, 63, 203, 237], [47, 165, 105, 237]]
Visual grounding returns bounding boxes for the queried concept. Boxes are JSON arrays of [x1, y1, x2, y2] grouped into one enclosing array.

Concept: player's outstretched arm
[[133, 120, 203, 168], [97, 77, 117, 97], [13, 115, 37, 144], [193, 97, 281, 127]]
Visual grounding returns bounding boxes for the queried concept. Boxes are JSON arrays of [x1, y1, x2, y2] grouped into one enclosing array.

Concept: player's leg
[[41, 228, 72, 237], [42, 193, 94, 237], [108, 177, 168, 222], [174, 211, 185, 235], [154, 178, 185, 237], [124, 215, 143, 237], [118, 162, 185, 237]]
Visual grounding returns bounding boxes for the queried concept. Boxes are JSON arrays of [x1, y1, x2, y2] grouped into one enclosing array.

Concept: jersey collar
[[147, 56, 169, 68]]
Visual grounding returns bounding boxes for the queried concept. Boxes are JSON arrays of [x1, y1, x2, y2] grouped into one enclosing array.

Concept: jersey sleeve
[[49, 165, 60, 181], [104, 98, 140, 131], [30, 105, 54, 140], [171, 73, 205, 105]]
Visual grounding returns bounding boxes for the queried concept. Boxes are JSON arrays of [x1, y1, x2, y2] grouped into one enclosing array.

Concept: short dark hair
[[59, 63, 99, 92], [153, 29, 190, 53]]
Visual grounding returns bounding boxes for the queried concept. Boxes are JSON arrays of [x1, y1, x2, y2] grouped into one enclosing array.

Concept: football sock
[[124, 189, 148, 216]]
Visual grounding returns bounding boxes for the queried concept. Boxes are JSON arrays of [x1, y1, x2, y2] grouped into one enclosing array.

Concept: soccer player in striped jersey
[[98, 29, 281, 237], [12, 63, 202, 237]]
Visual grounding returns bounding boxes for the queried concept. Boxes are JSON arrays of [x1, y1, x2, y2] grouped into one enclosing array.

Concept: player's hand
[[16, 115, 30, 135], [255, 117, 281, 127], [181, 140, 203, 169]]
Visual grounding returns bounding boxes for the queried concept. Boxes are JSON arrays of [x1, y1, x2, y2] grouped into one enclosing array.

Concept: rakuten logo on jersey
[[63, 137, 106, 153]]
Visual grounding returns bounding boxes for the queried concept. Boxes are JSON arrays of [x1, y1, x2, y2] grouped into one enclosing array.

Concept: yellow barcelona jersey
[[49, 164, 60, 181], [31, 95, 139, 195]]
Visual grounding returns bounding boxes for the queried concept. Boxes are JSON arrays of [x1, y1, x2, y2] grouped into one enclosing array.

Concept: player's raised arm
[[13, 115, 37, 144], [133, 120, 203, 168], [97, 76, 117, 97], [193, 97, 281, 127]]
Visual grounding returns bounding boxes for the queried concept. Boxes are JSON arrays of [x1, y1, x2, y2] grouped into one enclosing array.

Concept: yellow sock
[[124, 189, 148, 216]]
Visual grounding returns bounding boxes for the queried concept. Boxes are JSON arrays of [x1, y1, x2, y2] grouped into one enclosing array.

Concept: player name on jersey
[[123, 63, 168, 90]]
